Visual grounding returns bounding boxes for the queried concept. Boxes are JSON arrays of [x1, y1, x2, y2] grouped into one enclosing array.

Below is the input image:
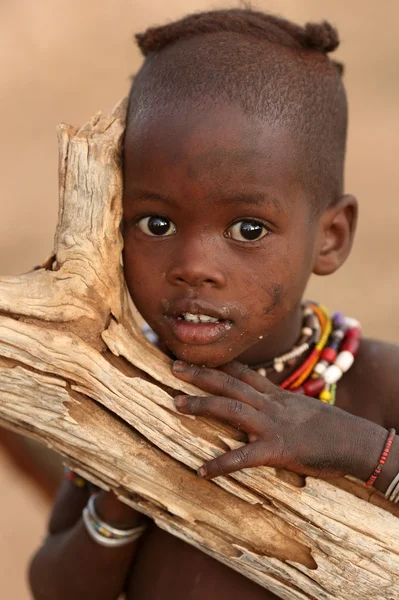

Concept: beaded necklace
[[254, 303, 361, 406]]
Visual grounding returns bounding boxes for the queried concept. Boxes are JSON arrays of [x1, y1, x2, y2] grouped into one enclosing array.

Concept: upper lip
[[165, 299, 232, 322]]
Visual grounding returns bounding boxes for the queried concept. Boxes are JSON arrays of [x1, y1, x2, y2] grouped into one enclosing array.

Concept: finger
[[175, 395, 266, 436], [199, 441, 266, 479], [219, 360, 274, 394], [172, 362, 264, 410]]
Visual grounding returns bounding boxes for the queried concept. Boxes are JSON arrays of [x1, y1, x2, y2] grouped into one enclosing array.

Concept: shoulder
[[339, 338, 399, 429]]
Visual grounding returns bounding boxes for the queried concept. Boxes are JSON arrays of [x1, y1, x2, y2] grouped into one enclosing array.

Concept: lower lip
[[167, 317, 232, 345]]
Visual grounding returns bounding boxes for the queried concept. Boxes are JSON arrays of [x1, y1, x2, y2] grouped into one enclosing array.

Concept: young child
[[29, 8, 399, 600]]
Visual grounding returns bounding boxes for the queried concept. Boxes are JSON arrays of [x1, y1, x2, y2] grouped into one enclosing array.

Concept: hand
[[172, 360, 386, 481]]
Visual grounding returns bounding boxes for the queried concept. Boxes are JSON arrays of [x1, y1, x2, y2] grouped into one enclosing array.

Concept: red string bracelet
[[365, 428, 396, 487]]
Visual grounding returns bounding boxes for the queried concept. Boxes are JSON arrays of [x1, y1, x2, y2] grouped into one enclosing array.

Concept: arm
[[29, 478, 147, 600]]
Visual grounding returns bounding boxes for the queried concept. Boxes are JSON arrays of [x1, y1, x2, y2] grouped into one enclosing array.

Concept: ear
[[313, 194, 358, 276]]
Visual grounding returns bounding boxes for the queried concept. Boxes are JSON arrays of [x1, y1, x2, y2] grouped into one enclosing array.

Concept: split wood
[[0, 100, 398, 600]]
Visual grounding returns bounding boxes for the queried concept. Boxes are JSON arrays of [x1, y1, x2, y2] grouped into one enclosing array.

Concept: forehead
[[124, 102, 305, 203]]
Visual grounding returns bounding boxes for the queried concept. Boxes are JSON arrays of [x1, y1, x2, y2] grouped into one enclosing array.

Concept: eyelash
[[134, 215, 271, 243]]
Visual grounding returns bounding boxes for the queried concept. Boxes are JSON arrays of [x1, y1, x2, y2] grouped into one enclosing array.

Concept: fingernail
[[175, 395, 188, 408], [197, 466, 207, 478], [173, 360, 186, 372]]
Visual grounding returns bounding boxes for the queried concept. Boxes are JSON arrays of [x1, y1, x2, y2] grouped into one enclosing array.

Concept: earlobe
[[313, 194, 358, 276]]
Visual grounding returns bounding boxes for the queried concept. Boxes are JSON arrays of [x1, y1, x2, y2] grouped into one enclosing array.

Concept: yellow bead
[[319, 390, 331, 402]]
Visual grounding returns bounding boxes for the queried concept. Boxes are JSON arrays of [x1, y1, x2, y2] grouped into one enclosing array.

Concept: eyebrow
[[129, 188, 281, 210], [217, 191, 276, 207], [129, 189, 179, 207]]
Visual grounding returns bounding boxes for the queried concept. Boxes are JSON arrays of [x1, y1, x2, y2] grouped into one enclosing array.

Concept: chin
[[169, 343, 236, 368]]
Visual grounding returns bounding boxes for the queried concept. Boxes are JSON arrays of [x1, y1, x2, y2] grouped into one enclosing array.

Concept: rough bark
[[0, 100, 398, 600]]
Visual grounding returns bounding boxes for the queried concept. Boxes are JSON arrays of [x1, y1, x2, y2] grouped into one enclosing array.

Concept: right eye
[[136, 216, 177, 237]]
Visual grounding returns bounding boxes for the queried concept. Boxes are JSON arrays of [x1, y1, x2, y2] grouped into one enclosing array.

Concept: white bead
[[257, 368, 267, 377], [302, 326, 312, 336], [323, 364, 343, 385], [274, 361, 284, 373], [314, 360, 328, 375], [335, 350, 354, 373], [345, 317, 361, 330]]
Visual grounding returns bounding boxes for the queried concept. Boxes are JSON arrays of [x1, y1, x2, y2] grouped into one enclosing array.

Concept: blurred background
[[0, 1, 398, 597]]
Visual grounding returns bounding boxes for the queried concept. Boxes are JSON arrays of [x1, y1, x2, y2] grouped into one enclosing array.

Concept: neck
[[238, 302, 304, 385]]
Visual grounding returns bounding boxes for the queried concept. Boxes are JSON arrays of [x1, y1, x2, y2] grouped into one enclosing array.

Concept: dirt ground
[[0, 1, 398, 598]]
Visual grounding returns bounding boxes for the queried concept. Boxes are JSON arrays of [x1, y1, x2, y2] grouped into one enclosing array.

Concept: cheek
[[122, 245, 163, 309], [241, 239, 313, 318]]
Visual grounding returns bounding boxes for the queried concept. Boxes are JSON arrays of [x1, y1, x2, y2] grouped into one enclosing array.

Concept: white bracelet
[[385, 472, 399, 503], [82, 494, 147, 548]]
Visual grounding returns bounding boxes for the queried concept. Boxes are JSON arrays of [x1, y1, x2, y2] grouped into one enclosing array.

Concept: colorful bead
[[333, 312, 345, 328], [329, 384, 337, 406], [335, 350, 354, 372], [65, 467, 87, 488], [254, 304, 360, 410], [323, 364, 343, 385], [345, 317, 361, 330], [303, 377, 325, 397], [319, 389, 331, 403], [345, 327, 361, 340], [292, 385, 305, 394], [274, 361, 284, 373], [314, 360, 328, 376], [341, 336, 360, 355], [321, 347, 337, 363], [332, 329, 345, 340]]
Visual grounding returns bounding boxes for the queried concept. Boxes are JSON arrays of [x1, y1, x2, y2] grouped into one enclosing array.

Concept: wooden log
[[0, 99, 398, 600]]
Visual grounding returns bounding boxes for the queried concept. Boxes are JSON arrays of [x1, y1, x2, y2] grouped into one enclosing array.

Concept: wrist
[[373, 433, 399, 495], [350, 419, 388, 482], [94, 491, 144, 529], [351, 421, 399, 494]]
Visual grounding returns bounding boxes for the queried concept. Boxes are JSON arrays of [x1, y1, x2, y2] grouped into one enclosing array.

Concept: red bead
[[345, 327, 361, 340], [321, 347, 337, 363], [291, 385, 305, 394], [303, 377, 325, 397], [341, 337, 360, 355]]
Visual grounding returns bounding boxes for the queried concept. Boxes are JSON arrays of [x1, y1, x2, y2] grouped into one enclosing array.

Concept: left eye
[[136, 216, 177, 237], [225, 220, 269, 242]]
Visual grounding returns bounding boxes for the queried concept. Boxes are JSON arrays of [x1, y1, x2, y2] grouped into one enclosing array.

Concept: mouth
[[164, 300, 233, 345]]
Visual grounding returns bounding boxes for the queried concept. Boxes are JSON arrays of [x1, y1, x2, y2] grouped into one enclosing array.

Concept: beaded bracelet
[[365, 428, 396, 487], [64, 467, 87, 488]]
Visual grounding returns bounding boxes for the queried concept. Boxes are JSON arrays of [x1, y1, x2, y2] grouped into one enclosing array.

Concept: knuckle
[[239, 364, 252, 378], [227, 399, 243, 417], [192, 366, 203, 378], [186, 396, 203, 412], [233, 447, 249, 466], [222, 374, 241, 394]]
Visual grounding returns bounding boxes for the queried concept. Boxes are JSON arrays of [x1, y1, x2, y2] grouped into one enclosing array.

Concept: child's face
[[123, 103, 320, 367]]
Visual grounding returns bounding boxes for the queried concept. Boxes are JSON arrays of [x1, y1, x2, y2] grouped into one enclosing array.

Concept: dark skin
[[29, 103, 399, 600]]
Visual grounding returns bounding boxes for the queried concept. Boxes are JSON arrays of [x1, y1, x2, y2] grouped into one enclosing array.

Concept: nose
[[166, 236, 226, 289]]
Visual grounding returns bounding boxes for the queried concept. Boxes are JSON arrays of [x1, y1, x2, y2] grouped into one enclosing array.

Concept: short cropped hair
[[128, 9, 348, 211]]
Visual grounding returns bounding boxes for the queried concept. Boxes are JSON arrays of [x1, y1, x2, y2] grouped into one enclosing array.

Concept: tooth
[[198, 315, 218, 323], [182, 312, 221, 323], [184, 313, 200, 323]]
